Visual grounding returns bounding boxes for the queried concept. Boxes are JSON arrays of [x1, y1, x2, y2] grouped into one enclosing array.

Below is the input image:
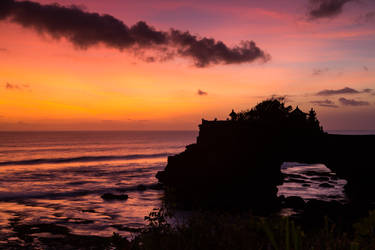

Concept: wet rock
[[137, 185, 147, 191], [136, 183, 163, 191], [13, 223, 70, 236], [111, 224, 142, 232], [330, 175, 339, 180], [302, 171, 331, 177], [285, 174, 306, 179], [319, 183, 334, 188], [285, 196, 305, 209], [302, 184, 310, 187], [149, 183, 163, 190], [81, 209, 95, 213], [311, 176, 330, 181], [101, 193, 128, 201], [284, 178, 308, 184]]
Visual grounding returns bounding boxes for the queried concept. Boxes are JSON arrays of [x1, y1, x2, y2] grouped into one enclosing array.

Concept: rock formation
[[157, 98, 375, 211]]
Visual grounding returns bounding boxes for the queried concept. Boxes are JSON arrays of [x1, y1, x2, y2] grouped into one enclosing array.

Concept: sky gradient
[[0, 0, 375, 130]]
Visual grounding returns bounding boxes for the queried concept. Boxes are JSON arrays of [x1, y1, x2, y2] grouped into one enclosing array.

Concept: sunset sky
[[0, 0, 374, 130]]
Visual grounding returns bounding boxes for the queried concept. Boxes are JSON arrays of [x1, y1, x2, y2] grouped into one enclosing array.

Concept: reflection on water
[[0, 131, 198, 242], [0, 159, 165, 239], [277, 162, 348, 202]]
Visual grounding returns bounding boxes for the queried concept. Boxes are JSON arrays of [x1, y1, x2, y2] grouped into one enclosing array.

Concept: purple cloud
[[339, 97, 370, 106], [308, 0, 355, 19], [310, 99, 338, 108], [197, 89, 208, 96], [312, 67, 329, 76], [316, 87, 360, 96]]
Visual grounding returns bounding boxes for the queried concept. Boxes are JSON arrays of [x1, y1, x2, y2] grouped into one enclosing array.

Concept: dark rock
[[101, 193, 128, 201], [111, 224, 142, 232], [285, 178, 308, 184], [156, 99, 375, 210], [304, 199, 344, 217], [149, 183, 163, 190], [284, 196, 305, 209], [81, 209, 95, 213], [137, 185, 147, 191], [302, 183, 310, 187], [319, 183, 334, 188], [311, 176, 330, 181], [285, 174, 306, 179], [302, 171, 331, 177]]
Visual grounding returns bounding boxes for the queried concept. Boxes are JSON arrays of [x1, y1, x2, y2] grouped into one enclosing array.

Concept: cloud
[[4, 82, 29, 90], [316, 87, 360, 96], [356, 11, 375, 24], [0, 0, 269, 67], [0, 48, 8, 52], [307, 0, 354, 19], [316, 87, 373, 96], [363, 66, 369, 71], [197, 89, 208, 96], [363, 88, 373, 93], [310, 99, 338, 108], [339, 97, 370, 106], [312, 67, 329, 76]]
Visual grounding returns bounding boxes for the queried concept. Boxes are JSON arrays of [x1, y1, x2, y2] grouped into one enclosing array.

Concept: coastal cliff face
[[157, 99, 375, 210], [157, 120, 285, 211]]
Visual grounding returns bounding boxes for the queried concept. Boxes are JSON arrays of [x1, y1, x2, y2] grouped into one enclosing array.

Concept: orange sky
[[0, 0, 374, 130]]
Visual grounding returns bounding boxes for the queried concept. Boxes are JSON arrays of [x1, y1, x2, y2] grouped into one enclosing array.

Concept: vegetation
[[231, 97, 323, 134], [106, 208, 375, 250], [4, 207, 375, 249]]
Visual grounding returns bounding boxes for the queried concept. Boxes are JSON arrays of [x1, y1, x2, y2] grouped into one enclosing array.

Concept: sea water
[[0, 131, 196, 238], [0, 130, 373, 239]]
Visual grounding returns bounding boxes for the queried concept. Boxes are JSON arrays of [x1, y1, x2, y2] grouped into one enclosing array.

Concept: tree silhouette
[[230, 98, 324, 134]]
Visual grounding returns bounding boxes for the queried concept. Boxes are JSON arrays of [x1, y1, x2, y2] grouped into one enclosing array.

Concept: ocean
[[0, 131, 197, 238], [0, 130, 374, 239]]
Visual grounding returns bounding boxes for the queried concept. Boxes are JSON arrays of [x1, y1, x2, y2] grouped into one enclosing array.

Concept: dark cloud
[[0, 0, 269, 67], [316, 87, 360, 96], [197, 89, 208, 96], [307, 0, 354, 19], [363, 66, 369, 71], [363, 88, 373, 93], [310, 99, 339, 108], [339, 97, 370, 106], [356, 11, 375, 24], [0, 48, 8, 52], [312, 67, 329, 76], [5, 82, 29, 90]]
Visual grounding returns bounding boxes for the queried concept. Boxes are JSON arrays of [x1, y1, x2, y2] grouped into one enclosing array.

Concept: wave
[[0, 183, 162, 201], [0, 153, 171, 166]]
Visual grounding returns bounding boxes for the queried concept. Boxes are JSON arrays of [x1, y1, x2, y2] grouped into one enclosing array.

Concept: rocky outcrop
[[157, 99, 375, 211]]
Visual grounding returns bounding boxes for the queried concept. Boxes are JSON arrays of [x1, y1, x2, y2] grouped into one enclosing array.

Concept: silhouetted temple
[[157, 98, 375, 211]]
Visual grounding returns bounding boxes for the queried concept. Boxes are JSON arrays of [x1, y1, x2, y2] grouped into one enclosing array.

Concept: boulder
[[101, 193, 128, 201], [284, 196, 305, 210]]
